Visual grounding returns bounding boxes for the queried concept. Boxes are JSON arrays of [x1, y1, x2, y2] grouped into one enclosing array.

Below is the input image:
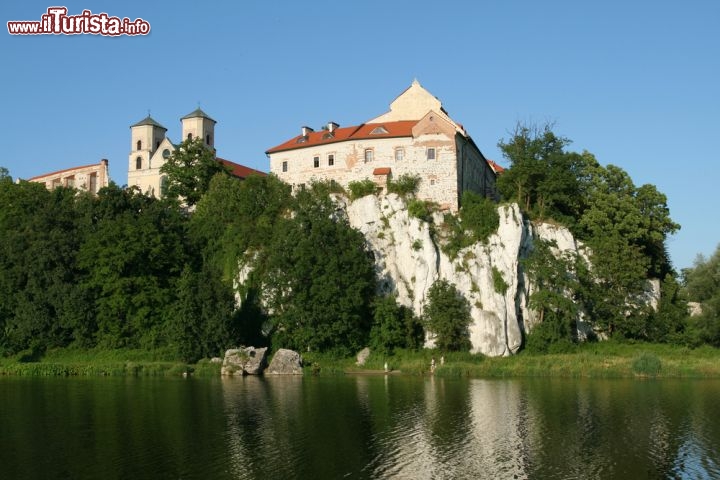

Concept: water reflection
[[220, 376, 720, 480], [2, 375, 717, 479]]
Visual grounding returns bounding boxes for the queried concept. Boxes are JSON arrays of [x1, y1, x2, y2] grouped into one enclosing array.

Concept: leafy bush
[[347, 179, 378, 200], [423, 280, 472, 351], [632, 352, 662, 376], [408, 199, 435, 222], [492, 267, 509, 295], [369, 295, 424, 355], [460, 191, 499, 242], [387, 174, 420, 197]]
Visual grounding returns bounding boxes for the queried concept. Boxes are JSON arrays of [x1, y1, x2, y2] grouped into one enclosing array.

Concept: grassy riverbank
[[0, 347, 221, 377], [308, 342, 720, 379], [1, 342, 719, 378]]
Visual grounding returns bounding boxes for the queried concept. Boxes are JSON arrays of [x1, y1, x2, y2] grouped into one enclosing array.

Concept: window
[[395, 148, 404, 161], [65, 176, 75, 188], [427, 147, 436, 160], [160, 176, 168, 195], [162, 149, 170, 159], [136, 140, 142, 151], [89, 173, 97, 193], [187, 133, 192, 140], [364, 149, 374, 163], [328, 154, 334, 166], [136, 156, 142, 170], [313, 156, 319, 168], [282, 161, 288, 173], [370, 126, 389, 135], [206, 134, 211, 145]]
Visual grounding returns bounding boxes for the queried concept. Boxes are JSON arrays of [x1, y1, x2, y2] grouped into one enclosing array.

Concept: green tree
[[262, 185, 377, 355], [522, 239, 581, 352], [683, 245, 720, 346], [77, 185, 188, 348], [160, 137, 231, 206], [423, 279, 472, 351], [369, 295, 423, 354]]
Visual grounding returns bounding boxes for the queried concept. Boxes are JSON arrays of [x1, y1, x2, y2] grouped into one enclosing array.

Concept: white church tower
[[127, 108, 217, 197], [181, 108, 216, 151]]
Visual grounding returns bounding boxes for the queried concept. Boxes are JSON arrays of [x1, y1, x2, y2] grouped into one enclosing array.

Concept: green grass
[[1, 342, 718, 378], [0, 347, 221, 377]]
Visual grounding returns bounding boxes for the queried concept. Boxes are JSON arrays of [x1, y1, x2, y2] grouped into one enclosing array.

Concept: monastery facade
[[266, 81, 500, 211], [128, 108, 264, 197]]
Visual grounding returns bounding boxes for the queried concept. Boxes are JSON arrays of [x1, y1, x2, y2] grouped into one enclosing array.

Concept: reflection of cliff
[[221, 376, 720, 479]]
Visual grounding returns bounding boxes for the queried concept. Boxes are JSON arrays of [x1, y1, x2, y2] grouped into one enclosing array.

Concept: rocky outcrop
[[343, 194, 584, 357], [266, 348, 304, 375], [221, 347, 268, 376], [235, 193, 661, 357], [356, 347, 370, 366]]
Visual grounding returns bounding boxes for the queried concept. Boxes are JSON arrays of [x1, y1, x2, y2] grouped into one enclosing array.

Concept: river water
[[1, 375, 718, 479]]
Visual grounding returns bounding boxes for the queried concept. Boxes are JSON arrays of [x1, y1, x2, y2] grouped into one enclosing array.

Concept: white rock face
[[344, 194, 587, 357]]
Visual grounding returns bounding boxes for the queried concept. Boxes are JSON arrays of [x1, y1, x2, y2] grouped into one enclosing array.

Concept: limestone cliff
[[341, 194, 584, 357]]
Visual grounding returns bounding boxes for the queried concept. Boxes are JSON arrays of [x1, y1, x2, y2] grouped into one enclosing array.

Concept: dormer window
[[322, 132, 334, 140], [370, 126, 389, 135], [136, 140, 142, 151], [296, 137, 307, 144]]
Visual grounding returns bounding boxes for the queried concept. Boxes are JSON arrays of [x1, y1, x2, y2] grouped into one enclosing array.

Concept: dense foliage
[[683, 246, 720, 346], [423, 280, 472, 351], [0, 119, 713, 362], [499, 122, 687, 350]]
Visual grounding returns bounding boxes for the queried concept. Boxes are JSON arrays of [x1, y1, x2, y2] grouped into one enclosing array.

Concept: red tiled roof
[[266, 121, 418, 154], [218, 158, 267, 179], [373, 167, 391, 175], [487, 160, 504, 174]]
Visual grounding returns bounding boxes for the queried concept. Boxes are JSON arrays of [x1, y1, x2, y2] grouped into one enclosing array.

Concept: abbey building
[[128, 108, 264, 197], [266, 80, 501, 211]]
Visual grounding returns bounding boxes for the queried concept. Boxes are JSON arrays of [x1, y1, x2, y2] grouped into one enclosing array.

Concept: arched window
[[162, 149, 170, 159], [136, 140, 142, 151], [136, 156, 142, 170], [206, 134, 211, 145], [187, 133, 192, 140]]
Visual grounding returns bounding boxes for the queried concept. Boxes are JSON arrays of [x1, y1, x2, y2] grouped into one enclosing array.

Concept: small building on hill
[[28, 159, 109, 194], [128, 108, 265, 197], [265, 80, 500, 211]]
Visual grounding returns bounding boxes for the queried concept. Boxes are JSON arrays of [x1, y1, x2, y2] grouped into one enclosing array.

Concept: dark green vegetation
[[497, 122, 695, 352], [0, 121, 717, 374]]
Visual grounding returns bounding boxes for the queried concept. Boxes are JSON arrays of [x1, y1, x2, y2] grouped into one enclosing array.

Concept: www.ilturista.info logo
[[7, 7, 150, 36]]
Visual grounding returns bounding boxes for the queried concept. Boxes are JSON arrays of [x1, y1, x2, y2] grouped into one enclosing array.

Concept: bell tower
[[128, 115, 167, 193], [181, 108, 216, 151]]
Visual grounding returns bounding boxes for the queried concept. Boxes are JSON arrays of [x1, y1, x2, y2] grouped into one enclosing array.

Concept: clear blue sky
[[2, 0, 718, 271]]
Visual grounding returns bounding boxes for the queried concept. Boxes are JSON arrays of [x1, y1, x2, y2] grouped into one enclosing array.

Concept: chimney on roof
[[301, 126, 314, 137], [327, 121, 339, 133]]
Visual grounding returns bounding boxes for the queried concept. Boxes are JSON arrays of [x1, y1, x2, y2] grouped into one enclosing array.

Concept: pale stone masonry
[[266, 80, 501, 211], [28, 159, 109, 194], [127, 108, 264, 197]]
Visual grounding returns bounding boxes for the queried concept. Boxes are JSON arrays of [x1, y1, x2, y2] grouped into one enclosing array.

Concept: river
[[1, 375, 718, 479]]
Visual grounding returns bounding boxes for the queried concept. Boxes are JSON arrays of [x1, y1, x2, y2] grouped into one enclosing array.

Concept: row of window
[[363, 147, 435, 163], [279, 147, 438, 173]]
